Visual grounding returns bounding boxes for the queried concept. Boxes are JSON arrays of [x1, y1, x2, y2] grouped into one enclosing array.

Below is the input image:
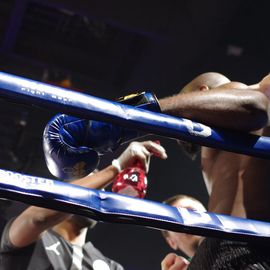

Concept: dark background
[[0, 0, 269, 269]]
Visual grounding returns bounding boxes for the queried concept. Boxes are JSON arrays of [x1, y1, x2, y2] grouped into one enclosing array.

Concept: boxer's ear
[[199, 84, 209, 91], [165, 236, 178, 250]]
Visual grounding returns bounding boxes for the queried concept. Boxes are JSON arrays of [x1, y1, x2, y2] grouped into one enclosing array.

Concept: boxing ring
[[0, 71, 270, 242]]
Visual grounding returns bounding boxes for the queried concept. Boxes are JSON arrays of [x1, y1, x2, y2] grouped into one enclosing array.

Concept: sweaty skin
[[160, 74, 270, 222], [202, 127, 270, 221]]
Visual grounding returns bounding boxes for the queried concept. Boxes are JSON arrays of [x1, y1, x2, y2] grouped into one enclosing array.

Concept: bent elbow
[[250, 107, 268, 131], [32, 214, 49, 229], [244, 93, 269, 131]]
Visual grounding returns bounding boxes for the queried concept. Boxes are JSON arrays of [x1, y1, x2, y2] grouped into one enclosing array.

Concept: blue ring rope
[[0, 71, 269, 159]]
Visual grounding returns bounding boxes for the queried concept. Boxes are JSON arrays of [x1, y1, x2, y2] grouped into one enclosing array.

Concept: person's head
[[181, 72, 230, 94], [177, 72, 230, 160], [162, 195, 206, 258]]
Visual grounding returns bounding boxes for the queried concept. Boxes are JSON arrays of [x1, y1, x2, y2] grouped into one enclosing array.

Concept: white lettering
[[0, 169, 54, 188], [177, 207, 212, 225], [182, 119, 212, 137]]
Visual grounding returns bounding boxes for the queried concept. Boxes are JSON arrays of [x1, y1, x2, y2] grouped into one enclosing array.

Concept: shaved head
[[181, 72, 230, 93]]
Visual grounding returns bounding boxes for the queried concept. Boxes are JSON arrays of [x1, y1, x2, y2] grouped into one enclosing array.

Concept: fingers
[[129, 141, 167, 172], [117, 140, 167, 172], [161, 253, 177, 270], [141, 141, 168, 159], [171, 256, 189, 270], [141, 147, 151, 172], [130, 142, 150, 172], [161, 253, 189, 270]]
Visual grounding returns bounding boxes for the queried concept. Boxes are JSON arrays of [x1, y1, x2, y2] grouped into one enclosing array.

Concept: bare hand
[[117, 141, 167, 172], [161, 253, 190, 270]]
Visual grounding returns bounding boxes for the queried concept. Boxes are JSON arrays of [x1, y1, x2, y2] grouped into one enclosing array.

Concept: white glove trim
[[112, 159, 122, 173]]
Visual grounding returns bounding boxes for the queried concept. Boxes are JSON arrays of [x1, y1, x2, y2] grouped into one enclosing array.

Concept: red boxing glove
[[112, 160, 147, 198]]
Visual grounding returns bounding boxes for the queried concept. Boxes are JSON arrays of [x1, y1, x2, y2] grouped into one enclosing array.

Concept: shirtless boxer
[[159, 73, 270, 269]]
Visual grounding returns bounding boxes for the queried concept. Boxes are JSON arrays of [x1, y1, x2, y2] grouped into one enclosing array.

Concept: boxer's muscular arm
[[159, 82, 269, 131], [8, 165, 119, 248]]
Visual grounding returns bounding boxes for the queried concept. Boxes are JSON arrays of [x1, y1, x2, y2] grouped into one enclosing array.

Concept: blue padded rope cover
[[0, 72, 270, 159], [0, 169, 269, 243]]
